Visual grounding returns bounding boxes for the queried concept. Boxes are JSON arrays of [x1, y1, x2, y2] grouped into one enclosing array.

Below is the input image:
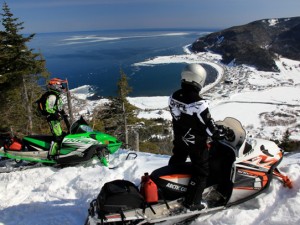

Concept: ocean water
[[29, 29, 216, 97]]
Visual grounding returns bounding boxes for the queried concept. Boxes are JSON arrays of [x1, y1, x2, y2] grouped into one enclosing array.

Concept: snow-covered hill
[[1, 50, 300, 225]]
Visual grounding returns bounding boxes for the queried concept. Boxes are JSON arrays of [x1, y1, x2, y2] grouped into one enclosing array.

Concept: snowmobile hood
[[89, 132, 122, 154]]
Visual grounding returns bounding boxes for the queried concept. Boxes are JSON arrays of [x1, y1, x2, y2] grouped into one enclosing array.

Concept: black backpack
[[0, 132, 10, 149], [35, 92, 49, 116], [96, 180, 145, 215], [35, 91, 59, 116]]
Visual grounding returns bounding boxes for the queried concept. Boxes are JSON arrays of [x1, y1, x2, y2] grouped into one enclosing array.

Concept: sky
[[1, 0, 300, 33]]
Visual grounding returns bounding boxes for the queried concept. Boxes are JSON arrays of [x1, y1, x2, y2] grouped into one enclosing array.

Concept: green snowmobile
[[0, 116, 122, 172]]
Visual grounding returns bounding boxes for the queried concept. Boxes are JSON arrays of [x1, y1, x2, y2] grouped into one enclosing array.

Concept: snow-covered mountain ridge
[[192, 16, 300, 71]]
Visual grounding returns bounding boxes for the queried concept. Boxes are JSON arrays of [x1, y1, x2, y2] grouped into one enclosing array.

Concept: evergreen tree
[[0, 2, 49, 134], [92, 69, 136, 146], [117, 68, 132, 103], [91, 69, 173, 153], [0, 2, 34, 84], [279, 129, 291, 151], [118, 69, 138, 131]]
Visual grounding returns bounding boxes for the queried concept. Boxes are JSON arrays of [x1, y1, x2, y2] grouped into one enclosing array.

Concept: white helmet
[[181, 64, 207, 90]]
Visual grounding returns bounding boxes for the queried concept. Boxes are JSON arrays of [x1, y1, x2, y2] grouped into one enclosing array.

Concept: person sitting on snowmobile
[[38, 78, 69, 159], [168, 63, 227, 211]]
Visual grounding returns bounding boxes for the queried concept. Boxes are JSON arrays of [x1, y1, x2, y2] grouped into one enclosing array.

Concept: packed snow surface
[[0, 151, 299, 225]]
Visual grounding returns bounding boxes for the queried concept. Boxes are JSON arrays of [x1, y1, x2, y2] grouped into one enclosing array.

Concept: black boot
[[183, 176, 207, 211], [185, 202, 207, 211]]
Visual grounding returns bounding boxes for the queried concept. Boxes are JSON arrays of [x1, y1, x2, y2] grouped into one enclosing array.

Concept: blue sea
[[29, 29, 217, 97]]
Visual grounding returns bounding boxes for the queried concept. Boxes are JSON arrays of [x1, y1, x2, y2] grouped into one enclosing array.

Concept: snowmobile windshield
[[77, 125, 93, 133], [70, 116, 91, 134], [216, 117, 246, 150]]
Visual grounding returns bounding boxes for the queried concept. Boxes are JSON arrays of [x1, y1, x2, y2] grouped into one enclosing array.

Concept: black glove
[[60, 110, 67, 117], [225, 128, 235, 142], [212, 125, 235, 141], [47, 112, 61, 121], [212, 125, 226, 140]]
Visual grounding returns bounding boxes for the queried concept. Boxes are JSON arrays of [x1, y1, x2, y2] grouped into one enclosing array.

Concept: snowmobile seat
[[25, 135, 55, 143], [150, 163, 193, 200], [22, 135, 55, 152]]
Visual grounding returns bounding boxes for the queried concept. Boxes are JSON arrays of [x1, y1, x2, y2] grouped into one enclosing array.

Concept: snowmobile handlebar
[[224, 127, 235, 142], [216, 125, 235, 142]]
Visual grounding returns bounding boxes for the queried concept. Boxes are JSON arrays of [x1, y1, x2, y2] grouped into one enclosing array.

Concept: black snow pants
[[169, 133, 209, 205]]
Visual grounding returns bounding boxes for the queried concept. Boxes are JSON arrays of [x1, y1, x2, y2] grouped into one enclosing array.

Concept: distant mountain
[[192, 17, 300, 71]]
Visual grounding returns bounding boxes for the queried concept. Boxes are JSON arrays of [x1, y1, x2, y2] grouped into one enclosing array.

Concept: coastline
[[132, 44, 225, 94], [71, 48, 300, 141]]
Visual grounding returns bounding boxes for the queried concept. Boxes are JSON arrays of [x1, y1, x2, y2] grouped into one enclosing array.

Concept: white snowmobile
[[85, 117, 292, 225]]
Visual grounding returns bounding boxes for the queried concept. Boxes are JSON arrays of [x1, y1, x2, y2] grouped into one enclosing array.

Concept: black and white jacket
[[169, 84, 219, 142]]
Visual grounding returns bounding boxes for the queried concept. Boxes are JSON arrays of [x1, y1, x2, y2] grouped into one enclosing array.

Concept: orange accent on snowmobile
[[160, 174, 191, 180], [260, 152, 281, 165], [8, 141, 22, 151], [4, 137, 22, 151], [243, 152, 281, 170], [105, 214, 123, 219], [234, 187, 259, 190], [273, 168, 293, 189], [247, 170, 268, 187]]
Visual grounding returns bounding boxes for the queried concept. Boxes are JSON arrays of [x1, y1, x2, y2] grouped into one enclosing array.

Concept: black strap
[[158, 188, 170, 209], [88, 199, 96, 217], [120, 210, 126, 224]]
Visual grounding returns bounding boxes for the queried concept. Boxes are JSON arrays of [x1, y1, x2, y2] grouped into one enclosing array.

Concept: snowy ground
[[1, 49, 300, 225], [0, 151, 299, 225]]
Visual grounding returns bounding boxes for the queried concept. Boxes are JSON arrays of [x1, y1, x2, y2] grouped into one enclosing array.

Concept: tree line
[[0, 2, 49, 135]]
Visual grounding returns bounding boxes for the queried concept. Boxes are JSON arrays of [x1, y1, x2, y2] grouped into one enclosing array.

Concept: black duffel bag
[[96, 179, 145, 216]]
